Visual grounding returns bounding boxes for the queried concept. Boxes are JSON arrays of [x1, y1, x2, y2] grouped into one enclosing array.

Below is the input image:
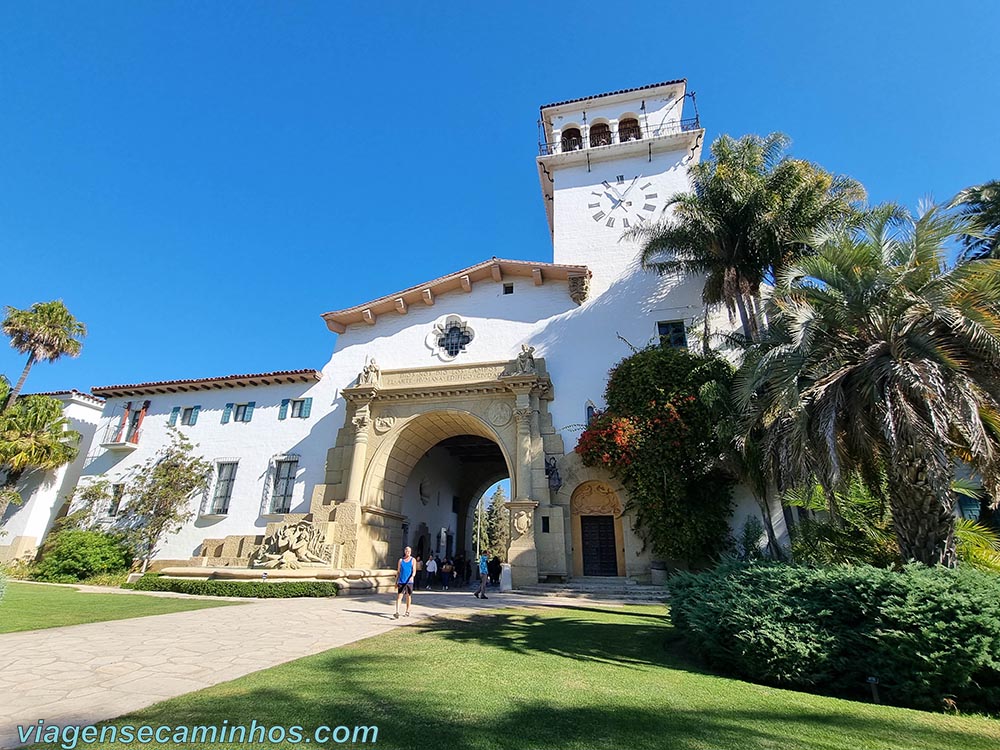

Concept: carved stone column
[[513, 405, 533, 501], [345, 404, 371, 504]]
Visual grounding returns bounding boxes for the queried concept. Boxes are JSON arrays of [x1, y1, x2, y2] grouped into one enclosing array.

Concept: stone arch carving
[[361, 409, 513, 515]]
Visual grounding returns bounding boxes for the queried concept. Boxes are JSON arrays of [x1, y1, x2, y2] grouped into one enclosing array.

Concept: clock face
[[587, 174, 661, 229]]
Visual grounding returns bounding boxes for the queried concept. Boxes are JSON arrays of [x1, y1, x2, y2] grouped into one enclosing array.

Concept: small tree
[[117, 430, 211, 571], [485, 484, 510, 560]]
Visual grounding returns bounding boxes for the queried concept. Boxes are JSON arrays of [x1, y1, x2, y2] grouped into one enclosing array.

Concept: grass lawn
[[53, 604, 1000, 750], [0, 581, 240, 633]]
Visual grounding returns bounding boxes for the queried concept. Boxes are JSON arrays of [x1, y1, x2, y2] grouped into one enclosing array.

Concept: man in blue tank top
[[394, 546, 416, 619]]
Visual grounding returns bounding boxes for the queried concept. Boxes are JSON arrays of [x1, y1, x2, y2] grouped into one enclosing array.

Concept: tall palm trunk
[[755, 487, 785, 560], [3, 352, 35, 412], [886, 446, 957, 566], [733, 293, 755, 343]]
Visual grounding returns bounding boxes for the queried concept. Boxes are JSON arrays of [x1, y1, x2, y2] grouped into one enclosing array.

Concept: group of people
[[394, 547, 504, 617]]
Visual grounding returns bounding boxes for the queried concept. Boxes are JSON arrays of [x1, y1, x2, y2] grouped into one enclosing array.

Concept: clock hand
[[604, 192, 623, 209], [619, 176, 640, 198]]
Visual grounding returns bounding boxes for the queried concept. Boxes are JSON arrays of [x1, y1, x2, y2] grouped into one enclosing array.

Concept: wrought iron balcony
[[100, 423, 141, 450], [538, 116, 701, 156]]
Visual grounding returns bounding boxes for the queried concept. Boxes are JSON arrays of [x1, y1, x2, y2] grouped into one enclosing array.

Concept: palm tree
[[1, 300, 87, 412], [626, 133, 865, 342], [0, 393, 81, 520], [950, 180, 1000, 260], [736, 205, 1000, 566]]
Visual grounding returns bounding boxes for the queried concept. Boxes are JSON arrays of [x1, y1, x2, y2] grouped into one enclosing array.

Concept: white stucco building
[[0, 391, 104, 562], [20, 79, 787, 586]]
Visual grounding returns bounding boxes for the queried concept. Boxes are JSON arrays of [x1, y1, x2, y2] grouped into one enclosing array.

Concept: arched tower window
[[619, 117, 642, 142], [560, 127, 582, 152], [589, 123, 611, 147]]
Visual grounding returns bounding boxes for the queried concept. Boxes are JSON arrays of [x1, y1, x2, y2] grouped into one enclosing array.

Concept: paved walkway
[[0, 585, 594, 749]]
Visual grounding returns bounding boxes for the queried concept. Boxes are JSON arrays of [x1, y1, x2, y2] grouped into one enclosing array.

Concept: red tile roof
[[321, 257, 590, 333], [92, 369, 322, 398], [22, 389, 105, 405], [540, 79, 686, 111]]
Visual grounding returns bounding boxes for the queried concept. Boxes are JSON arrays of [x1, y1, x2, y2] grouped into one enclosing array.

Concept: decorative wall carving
[[373, 411, 396, 433], [570, 482, 623, 517], [512, 509, 533, 537], [487, 401, 513, 427], [250, 519, 332, 569], [568, 275, 590, 305]]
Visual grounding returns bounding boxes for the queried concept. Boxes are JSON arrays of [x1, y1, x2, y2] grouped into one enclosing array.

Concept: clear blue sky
[[2, 1, 998, 393]]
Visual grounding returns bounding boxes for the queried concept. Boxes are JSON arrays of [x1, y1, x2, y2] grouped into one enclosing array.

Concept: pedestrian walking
[[425, 555, 438, 589], [474, 552, 489, 600], [394, 546, 416, 619]]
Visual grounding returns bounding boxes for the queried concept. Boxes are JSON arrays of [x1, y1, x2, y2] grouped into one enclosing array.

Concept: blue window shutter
[[301, 397, 312, 418], [222, 403, 233, 424], [279, 399, 289, 420], [245, 402, 255, 422], [168, 407, 180, 427], [190, 405, 200, 425]]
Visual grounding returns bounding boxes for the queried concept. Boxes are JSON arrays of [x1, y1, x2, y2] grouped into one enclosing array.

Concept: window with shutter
[[211, 462, 238, 514], [222, 403, 234, 424], [279, 399, 289, 420], [168, 407, 181, 427], [270, 458, 299, 513]]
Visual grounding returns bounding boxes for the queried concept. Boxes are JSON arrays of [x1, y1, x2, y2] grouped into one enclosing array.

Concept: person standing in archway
[[474, 552, 489, 600], [394, 546, 416, 619]]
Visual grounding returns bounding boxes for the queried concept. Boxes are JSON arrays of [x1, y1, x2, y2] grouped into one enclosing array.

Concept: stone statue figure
[[516, 344, 536, 374], [359, 358, 380, 386], [250, 519, 331, 569]]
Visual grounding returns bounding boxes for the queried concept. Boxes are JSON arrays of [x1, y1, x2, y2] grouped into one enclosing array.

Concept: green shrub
[[124, 574, 339, 598], [32, 530, 132, 582], [78, 571, 131, 587], [0, 557, 36, 580], [669, 562, 1000, 712]]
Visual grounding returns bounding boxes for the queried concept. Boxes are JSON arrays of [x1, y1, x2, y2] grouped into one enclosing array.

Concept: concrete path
[[0, 585, 610, 749]]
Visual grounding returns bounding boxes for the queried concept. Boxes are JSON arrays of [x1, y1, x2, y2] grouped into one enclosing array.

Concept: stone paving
[[0, 584, 601, 749]]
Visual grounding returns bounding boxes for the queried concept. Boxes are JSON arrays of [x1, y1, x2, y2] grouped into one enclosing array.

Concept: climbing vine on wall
[[576, 345, 735, 564]]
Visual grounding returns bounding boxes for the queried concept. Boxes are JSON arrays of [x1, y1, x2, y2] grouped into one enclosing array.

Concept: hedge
[[124, 574, 339, 598], [669, 561, 1000, 713]]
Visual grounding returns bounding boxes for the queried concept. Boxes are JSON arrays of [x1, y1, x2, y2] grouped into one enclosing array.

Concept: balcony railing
[[539, 116, 701, 156], [101, 423, 141, 450]]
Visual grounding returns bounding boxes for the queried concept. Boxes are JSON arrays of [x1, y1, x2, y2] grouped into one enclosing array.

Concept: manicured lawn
[[0, 581, 240, 633], [57, 604, 999, 750]]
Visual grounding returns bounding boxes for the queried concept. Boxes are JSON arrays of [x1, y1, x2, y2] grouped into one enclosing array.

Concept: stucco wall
[[0, 395, 102, 562]]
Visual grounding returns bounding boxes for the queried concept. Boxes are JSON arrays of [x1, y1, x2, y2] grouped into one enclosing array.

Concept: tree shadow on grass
[[412, 607, 696, 671], [105, 658, 1000, 750]]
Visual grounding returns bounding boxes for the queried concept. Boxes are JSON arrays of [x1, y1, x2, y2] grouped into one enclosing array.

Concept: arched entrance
[[310, 358, 568, 586], [571, 481, 625, 577], [356, 410, 514, 569]]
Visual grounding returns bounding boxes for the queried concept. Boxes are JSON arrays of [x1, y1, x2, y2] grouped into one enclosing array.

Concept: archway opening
[[360, 410, 513, 572], [401, 434, 508, 573]]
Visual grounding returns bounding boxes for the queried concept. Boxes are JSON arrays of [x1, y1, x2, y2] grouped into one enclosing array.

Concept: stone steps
[[515, 581, 670, 603]]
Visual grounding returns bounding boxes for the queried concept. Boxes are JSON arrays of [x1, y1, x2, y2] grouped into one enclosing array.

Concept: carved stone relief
[[373, 410, 397, 433], [570, 482, 623, 517], [512, 509, 533, 537], [486, 401, 513, 427], [250, 519, 332, 569]]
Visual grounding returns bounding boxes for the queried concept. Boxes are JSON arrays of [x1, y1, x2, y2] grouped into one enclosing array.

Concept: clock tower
[[536, 79, 704, 295]]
